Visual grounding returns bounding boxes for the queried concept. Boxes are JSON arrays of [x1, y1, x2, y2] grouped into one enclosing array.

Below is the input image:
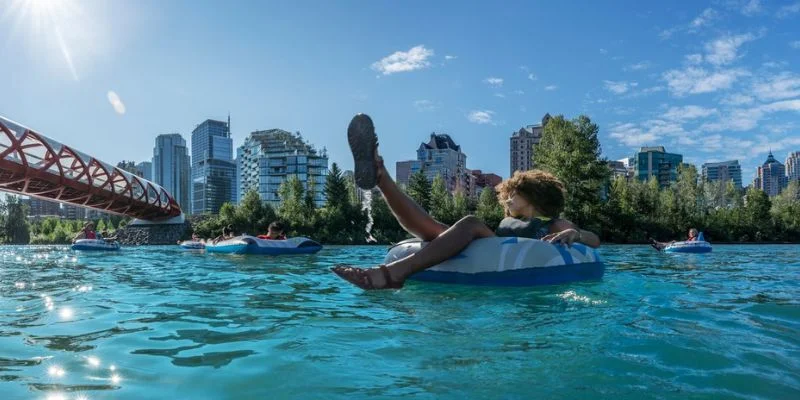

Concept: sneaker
[[347, 113, 379, 190]]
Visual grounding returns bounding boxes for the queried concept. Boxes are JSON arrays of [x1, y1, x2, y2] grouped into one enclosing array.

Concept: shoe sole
[[347, 113, 378, 189]]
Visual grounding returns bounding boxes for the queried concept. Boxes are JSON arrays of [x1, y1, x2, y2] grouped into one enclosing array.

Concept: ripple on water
[[0, 244, 798, 399]]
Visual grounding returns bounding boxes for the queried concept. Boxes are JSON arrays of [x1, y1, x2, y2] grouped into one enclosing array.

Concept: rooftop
[[422, 133, 461, 151]]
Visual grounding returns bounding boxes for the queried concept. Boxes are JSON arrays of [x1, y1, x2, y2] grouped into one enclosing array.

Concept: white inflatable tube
[[384, 236, 604, 287]]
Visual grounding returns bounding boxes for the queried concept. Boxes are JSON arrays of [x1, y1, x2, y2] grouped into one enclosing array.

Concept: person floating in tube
[[72, 222, 97, 243], [258, 221, 287, 240], [212, 225, 235, 244], [649, 228, 699, 251], [330, 113, 601, 290]]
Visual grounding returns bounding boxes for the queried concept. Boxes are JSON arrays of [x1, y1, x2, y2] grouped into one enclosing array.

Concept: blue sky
[[1, 0, 799, 185]]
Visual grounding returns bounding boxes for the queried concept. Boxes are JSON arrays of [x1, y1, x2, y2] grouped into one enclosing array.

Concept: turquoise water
[[1, 245, 799, 400]]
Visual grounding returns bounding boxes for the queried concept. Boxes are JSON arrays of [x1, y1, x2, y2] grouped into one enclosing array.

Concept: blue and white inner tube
[[384, 236, 604, 287], [664, 232, 712, 253], [179, 241, 205, 250], [206, 235, 322, 255], [71, 239, 120, 251]]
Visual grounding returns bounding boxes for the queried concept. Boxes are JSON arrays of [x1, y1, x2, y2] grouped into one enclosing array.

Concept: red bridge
[[0, 116, 182, 221]]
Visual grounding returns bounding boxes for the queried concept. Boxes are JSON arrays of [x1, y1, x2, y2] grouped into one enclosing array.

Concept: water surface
[[0, 244, 798, 399]]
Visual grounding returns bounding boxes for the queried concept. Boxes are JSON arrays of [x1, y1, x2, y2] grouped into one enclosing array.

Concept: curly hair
[[495, 170, 566, 218]]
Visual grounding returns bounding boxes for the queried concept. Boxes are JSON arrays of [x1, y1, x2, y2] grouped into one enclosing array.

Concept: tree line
[[1, 114, 798, 245]]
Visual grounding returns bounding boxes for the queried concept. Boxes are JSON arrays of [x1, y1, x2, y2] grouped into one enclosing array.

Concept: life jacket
[[85, 230, 96, 240], [257, 234, 286, 240]]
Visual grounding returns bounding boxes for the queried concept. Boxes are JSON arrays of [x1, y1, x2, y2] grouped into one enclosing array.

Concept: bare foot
[[331, 265, 405, 290]]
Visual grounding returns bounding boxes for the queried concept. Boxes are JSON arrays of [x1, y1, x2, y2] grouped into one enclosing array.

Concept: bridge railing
[[0, 115, 182, 220]]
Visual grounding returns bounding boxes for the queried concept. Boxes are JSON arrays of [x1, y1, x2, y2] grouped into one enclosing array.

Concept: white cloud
[[704, 33, 758, 66], [371, 45, 434, 75], [686, 54, 704, 64], [528, 73, 538, 81], [513, 90, 525, 95], [544, 85, 558, 91], [444, 55, 457, 60], [604, 80, 638, 94], [760, 99, 800, 113], [663, 67, 749, 96], [644, 119, 686, 137], [484, 77, 504, 88], [641, 86, 666, 94], [599, 48, 608, 55], [690, 8, 719, 30], [613, 107, 636, 115], [662, 105, 718, 121], [413, 99, 438, 112], [660, 8, 719, 40], [790, 41, 800, 49], [701, 99, 800, 132], [467, 110, 495, 124], [752, 72, 800, 101], [494, 93, 506, 98], [721, 93, 755, 106], [625, 61, 652, 71], [609, 123, 659, 147], [107, 91, 126, 115], [741, 0, 762, 16], [777, 2, 800, 18]]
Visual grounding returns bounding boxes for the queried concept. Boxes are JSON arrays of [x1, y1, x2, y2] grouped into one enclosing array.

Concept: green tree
[[429, 174, 451, 222], [2, 196, 30, 244], [772, 180, 800, 241], [238, 190, 277, 235], [370, 194, 408, 244], [407, 169, 431, 212], [278, 176, 314, 236], [743, 187, 772, 241], [476, 187, 504, 230], [533, 115, 610, 230], [324, 163, 349, 210], [449, 191, 470, 225]]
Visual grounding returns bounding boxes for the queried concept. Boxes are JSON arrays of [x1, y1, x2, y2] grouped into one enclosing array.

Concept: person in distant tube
[[72, 222, 97, 243], [650, 228, 699, 251], [258, 221, 287, 240], [212, 225, 235, 244]]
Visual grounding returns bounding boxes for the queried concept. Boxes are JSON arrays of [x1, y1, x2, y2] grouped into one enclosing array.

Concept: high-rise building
[[116, 160, 143, 177], [786, 151, 800, 182], [27, 198, 61, 217], [136, 161, 152, 181], [62, 204, 86, 220], [510, 113, 551, 176], [633, 146, 683, 188], [153, 133, 191, 212], [702, 160, 743, 188], [191, 118, 235, 214], [237, 129, 328, 208], [608, 160, 630, 180], [753, 151, 788, 196], [396, 133, 468, 193]]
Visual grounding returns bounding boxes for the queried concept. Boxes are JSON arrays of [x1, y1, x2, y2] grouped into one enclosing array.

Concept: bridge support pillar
[[118, 213, 190, 245]]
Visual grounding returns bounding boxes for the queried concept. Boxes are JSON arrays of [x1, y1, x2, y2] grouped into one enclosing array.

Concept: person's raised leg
[[332, 215, 495, 289], [348, 113, 447, 241]]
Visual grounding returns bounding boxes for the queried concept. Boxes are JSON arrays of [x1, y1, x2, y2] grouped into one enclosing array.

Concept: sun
[[2, 0, 85, 80]]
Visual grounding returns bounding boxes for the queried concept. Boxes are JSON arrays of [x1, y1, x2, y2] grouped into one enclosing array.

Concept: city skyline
[[1, 0, 799, 188]]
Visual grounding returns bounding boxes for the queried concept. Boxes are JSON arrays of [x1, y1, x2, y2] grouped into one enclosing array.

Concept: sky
[[1, 0, 799, 185]]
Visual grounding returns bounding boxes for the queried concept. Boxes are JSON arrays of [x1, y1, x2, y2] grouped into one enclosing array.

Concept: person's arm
[[543, 219, 601, 248]]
